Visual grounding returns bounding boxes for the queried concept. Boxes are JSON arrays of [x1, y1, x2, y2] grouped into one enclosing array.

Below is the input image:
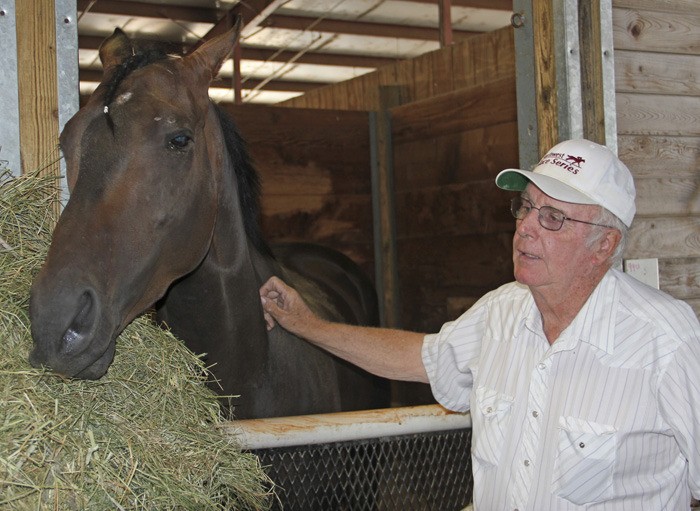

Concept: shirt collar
[[561, 270, 619, 354], [522, 270, 619, 355]]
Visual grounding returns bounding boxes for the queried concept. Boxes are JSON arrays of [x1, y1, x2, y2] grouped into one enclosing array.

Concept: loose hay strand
[[0, 170, 272, 510]]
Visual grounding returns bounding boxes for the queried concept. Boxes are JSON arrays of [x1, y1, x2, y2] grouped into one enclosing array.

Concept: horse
[[28, 20, 389, 419]]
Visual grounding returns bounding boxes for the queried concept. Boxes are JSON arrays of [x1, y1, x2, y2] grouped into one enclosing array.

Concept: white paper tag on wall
[[623, 258, 660, 289]]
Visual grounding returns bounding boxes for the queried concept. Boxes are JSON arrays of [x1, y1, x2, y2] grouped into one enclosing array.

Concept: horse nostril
[[60, 290, 98, 356]]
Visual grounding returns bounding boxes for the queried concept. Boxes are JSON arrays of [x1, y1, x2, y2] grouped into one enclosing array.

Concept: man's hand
[[259, 276, 317, 335]]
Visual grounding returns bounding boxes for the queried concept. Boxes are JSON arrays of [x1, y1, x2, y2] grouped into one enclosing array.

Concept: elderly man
[[259, 139, 700, 510]]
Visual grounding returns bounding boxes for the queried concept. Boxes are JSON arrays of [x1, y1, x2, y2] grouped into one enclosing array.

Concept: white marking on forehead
[[115, 92, 133, 105], [153, 116, 176, 124]]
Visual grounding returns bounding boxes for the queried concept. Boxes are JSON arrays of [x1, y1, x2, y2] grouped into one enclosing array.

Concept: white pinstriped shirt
[[422, 269, 700, 510]]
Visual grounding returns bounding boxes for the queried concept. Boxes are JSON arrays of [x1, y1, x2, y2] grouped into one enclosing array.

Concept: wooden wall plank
[[613, 7, 700, 55], [613, 0, 700, 15], [616, 93, 700, 136], [393, 121, 519, 191], [397, 233, 514, 332], [658, 257, 700, 300], [614, 50, 700, 96], [391, 76, 517, 144], [451, 27, 515, 90], [626, 217, 700, 258], [395, 180, 514, 239], [634, 178, 700, 216], [225, 104, 372, 195], [618, 135, 699, 179]]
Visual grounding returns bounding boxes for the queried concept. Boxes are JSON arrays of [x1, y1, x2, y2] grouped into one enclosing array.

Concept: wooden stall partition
[[391, 76, 519, 335], [386, 42, 519, 405], [221, 104, 376, 280], [612, 0, 700, 315], [276, 26, 520, 332], [228, 25, 523, 408]]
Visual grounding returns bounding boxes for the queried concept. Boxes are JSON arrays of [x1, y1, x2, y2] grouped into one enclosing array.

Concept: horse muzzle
[[29, 282, 117, 380]]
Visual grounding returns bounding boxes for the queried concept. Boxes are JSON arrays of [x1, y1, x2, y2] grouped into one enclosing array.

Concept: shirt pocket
[[552, 416, 617, 505], [471, 386, 514, 468]]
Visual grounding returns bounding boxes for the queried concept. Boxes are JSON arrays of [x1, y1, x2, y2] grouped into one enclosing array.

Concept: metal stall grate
[[231, 405, 473, 511]]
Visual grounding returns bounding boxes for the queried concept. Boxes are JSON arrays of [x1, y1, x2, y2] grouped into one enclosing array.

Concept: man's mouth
[[516, 248, 541, 260]]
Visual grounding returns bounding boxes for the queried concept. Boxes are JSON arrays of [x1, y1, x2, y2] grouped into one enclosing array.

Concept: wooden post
[[579, 0, 606, 144], [514, 0, 617, 162], [438, 0, 453, 47], [371, 86, 403, 329], [532, 0, 558, 154], [16, 0, 61, 176]]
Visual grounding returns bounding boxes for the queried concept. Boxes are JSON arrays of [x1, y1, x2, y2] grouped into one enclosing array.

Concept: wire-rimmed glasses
[[510, 196, 616, 231]]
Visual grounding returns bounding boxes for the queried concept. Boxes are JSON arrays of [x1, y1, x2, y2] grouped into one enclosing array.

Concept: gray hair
[[585, 206, 628, 267]]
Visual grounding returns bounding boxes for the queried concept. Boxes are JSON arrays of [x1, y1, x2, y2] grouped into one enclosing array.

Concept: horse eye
[[168, 133, 192, 150]]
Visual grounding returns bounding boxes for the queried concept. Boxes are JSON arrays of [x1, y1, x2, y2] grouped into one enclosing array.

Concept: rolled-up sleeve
[[422, 299, 489, 412]]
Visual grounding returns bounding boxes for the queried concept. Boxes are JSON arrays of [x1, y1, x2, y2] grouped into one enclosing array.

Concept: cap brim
[[496, 169, 598, 205]]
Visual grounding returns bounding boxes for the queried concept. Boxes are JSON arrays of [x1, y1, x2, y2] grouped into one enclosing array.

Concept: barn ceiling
[[76, 0, 514, 104]]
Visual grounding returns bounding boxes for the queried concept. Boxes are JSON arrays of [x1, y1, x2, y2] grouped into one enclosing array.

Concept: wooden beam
[[77, 0, 513, 27], [78, 35, 399, 69], [262, 14, 479, 41], [76, 0, 219, 23], [402, 0, 513, 10], [16, 0, 60, 175], [239, 48, 398, 69], [79, 69, 327, 92]]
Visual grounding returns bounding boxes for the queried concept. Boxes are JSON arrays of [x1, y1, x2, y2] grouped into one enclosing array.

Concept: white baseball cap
[[495, 139, 636, 227]]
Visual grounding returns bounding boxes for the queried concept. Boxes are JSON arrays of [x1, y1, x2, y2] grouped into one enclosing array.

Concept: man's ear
[[593, 228, 622, 266]]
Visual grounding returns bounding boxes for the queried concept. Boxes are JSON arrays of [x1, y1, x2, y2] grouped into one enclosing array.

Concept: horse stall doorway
[[225, 86, 517, 509]]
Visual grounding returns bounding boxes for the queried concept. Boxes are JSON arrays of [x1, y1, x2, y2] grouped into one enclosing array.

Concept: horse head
[[29, 20, 242, 379]]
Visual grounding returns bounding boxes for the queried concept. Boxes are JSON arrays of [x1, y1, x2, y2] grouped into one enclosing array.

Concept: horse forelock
[[102, 48, 171, 131], [213, 104, 274, 259]]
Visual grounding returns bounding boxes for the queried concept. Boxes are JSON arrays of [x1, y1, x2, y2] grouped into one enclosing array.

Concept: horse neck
[[158, 139, 277, 386]]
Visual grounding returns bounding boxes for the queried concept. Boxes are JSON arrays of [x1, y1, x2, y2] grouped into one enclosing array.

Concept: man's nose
[[516, 207, 541, 236]]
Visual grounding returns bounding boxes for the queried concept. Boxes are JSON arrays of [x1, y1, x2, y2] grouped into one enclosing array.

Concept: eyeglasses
[[510, 196, 616, 231]]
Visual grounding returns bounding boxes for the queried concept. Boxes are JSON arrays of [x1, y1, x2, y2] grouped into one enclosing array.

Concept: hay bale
[[0, 171, 272, 510]]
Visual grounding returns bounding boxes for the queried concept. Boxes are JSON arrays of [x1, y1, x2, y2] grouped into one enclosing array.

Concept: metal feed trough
[[227, 404, 474, 511]]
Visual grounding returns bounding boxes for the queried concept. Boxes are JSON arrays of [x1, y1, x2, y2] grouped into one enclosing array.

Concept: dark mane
[[213, 104, 273, 259]]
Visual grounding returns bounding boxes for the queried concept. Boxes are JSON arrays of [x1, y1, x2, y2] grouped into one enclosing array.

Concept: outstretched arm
[[260, 276, 429, 383]]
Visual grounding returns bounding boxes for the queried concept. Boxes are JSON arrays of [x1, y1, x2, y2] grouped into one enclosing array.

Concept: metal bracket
[[0, 0, 20, 176], [512, 0, 619, 166], [512, 0, 539, 170], [55, 0, 79, 204]]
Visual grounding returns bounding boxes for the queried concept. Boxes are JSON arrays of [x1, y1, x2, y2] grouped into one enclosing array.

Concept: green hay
[[0, 170, 272, 510]]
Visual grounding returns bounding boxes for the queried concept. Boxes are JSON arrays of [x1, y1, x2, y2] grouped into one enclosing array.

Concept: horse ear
[[99, 28, 134, 74], [186, 15, 243, 83]]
